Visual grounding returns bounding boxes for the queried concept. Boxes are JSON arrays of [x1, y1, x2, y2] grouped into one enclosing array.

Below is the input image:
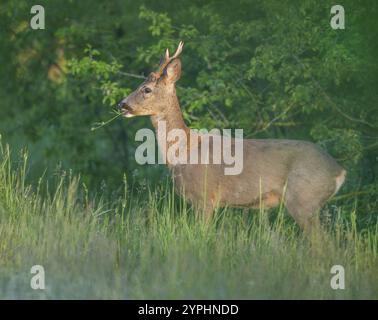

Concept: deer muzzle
[[117, 99, 134, 118]]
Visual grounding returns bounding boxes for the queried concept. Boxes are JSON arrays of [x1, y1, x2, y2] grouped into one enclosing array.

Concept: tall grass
[[0, 142, 377, 299]]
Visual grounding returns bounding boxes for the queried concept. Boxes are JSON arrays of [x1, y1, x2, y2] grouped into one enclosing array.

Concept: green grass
[[0, 143, 377, 299]]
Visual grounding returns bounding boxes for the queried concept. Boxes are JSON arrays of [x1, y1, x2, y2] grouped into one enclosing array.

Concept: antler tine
[[171, 41, 184, 59], [153, 41, 184, 79]]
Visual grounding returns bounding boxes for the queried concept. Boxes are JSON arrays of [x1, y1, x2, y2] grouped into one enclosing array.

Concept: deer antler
[[152, 41, 184, 79]]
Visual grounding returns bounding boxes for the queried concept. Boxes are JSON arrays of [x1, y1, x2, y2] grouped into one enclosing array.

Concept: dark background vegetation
[[0, 0, 377, 225]]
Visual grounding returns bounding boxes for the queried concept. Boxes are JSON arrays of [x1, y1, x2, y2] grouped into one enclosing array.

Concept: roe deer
[[118, 41, 346, 232]]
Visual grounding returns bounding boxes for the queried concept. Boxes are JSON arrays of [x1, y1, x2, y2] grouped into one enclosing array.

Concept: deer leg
[[285, 200, 321, 235], [203, 203, 215, 222], [194, 196, 216, 223], [284, 173, 332, 235]]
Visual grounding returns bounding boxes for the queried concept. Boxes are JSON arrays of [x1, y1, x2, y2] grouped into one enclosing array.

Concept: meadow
[[0, 142, 377, 299], [1, 0, 377, 301]]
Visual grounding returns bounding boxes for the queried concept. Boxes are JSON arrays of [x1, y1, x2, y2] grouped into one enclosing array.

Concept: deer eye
[[143, 87, 152, 94]]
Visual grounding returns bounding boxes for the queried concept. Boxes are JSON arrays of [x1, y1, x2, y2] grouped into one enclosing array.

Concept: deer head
[[118, 41, 184, 118]]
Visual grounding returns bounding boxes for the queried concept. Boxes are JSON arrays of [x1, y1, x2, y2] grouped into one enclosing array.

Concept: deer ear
[[164, 59, 181, 83]]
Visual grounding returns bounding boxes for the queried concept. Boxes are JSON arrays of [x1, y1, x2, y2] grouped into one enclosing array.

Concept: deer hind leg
[[284, 172, 335, 235], [285, 199, 321, 235]]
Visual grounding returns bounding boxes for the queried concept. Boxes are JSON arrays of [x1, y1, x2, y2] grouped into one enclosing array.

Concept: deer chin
[[121, 106, 136, 118], [122, 111, 135, 118]]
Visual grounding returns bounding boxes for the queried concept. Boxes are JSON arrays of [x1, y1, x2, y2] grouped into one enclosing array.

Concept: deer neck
[[150, 92, 190, 166], [151, 94, 188, 133]]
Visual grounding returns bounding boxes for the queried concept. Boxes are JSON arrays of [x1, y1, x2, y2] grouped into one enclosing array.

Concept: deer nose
[[117, 100, 126, 110]]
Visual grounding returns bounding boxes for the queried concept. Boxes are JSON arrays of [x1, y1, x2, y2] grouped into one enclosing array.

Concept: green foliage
[[0, 0, 377, 217], [68, 45, 130, 106]]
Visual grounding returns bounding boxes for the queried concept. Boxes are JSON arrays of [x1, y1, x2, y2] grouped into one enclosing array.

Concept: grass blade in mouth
[[91, 110, 123, 131]]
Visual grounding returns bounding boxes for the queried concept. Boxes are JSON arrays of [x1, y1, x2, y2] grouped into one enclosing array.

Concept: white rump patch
[[333, 169, 346, 196]]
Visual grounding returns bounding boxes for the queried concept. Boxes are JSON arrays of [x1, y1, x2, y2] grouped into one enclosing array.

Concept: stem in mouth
[[91, 110, 123, 131]]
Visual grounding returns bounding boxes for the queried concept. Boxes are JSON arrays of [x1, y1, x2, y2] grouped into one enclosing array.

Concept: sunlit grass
[[0, 143, 377, 299]]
